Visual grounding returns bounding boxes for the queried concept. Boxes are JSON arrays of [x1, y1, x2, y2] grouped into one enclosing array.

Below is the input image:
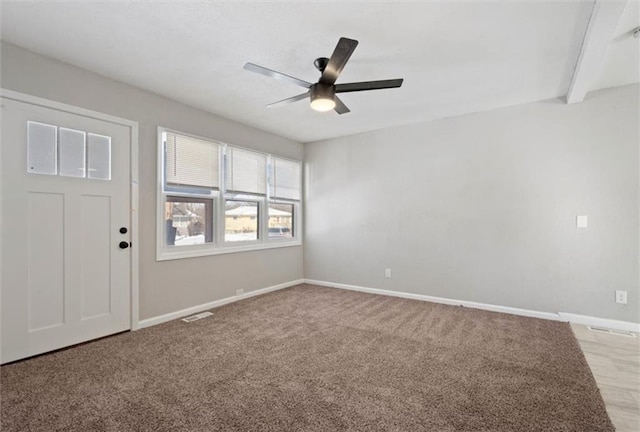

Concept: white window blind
[[165, 132, 220, 189], [270, 157, 301, 201], [225, 147, 267, 195]]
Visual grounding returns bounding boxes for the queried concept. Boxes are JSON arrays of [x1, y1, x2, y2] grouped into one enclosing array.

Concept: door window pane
[[225, 200, 258, 242], [27, 121, 57, 175], [59, 127, 86, 178], [87, 133, 111, 180], [268, 203, 293, 238]]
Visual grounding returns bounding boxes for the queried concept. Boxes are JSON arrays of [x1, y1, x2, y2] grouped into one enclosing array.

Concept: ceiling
[[591, 0, 639, 91], [1, 1, 638, 143]]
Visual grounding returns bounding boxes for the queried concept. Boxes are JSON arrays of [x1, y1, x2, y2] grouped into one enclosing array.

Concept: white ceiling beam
[[566, 0, 628, 104]]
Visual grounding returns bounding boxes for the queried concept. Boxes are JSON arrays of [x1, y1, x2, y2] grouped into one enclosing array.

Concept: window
[[157, 127, 302, 260], [224, 147, 266, 195], [268, 157, 300, 239], [268, 203, 294, 238], [160, 131, 219, 251], [270, 157, 301, 200], [225, 200, 259, 242], [165, 132, 220, 190], [165, 196, 213, 246], [223, 147, 266, 244]]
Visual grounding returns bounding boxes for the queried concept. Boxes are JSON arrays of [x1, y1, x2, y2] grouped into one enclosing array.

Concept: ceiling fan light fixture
[[309, 83, 336, 112], [310, 96, 336, 112]]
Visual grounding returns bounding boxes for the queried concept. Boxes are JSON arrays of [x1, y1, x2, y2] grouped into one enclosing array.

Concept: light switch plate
[[576, 215, 588, 228]]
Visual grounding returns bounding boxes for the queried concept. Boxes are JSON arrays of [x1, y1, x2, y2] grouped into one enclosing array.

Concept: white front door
[[1, 95, 133, 364]]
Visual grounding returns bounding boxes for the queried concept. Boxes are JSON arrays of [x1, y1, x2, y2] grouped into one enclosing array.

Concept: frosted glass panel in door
[[59, 127, 86, 178], [27, 121, 57, 175], [88, 133, 111, 180]]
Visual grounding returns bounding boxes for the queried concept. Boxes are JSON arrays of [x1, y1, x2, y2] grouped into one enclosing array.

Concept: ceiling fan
[[243, 37, 404, 114]]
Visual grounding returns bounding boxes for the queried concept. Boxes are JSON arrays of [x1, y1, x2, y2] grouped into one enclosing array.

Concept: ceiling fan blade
[[320, 37, 359, 85], [335, 79, 404, 93], [333, 96, 350, 115], [244, 63, 312, 89], [266, 92, 309, 108]]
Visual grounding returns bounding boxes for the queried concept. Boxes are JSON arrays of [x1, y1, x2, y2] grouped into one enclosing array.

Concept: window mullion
[[259, 197, 266, 243]]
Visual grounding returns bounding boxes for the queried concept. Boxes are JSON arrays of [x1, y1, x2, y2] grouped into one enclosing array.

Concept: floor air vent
[[182, 311, 213, 323], [587, 326, 636, 337]]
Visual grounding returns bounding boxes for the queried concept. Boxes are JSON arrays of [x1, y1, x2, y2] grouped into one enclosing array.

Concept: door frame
[[0, 88, 141, 332]]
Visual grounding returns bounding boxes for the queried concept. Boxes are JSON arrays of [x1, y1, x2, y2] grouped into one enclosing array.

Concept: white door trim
[[1, 88, 141, 331]]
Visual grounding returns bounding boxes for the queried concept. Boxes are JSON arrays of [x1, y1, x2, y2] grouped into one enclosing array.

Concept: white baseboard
[[304, 279, 560, 321], [137, 277, 639, 334], [304, 279, 640, 333], [137, 279, 304, 329], [558, 312, 640, 333]]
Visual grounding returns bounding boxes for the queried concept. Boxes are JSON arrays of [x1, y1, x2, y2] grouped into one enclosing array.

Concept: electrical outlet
[[385, 268, 392, 279], [236, 289, 244, 297], [615, 290, 628, 305]]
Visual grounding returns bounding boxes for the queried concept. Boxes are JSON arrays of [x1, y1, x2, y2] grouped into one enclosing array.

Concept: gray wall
[[305, 84, 639, 323], [1, 43, 304, 320], [3, 42, 638, 324]]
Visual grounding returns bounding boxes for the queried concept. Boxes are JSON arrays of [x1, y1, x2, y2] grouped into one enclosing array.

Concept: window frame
[[156, 127, 302, 261]]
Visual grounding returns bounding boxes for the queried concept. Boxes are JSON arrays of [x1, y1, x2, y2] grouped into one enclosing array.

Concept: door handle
[[119, 241, 130, 249]]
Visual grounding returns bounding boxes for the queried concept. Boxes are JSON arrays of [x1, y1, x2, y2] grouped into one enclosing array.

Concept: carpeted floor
[[1, 284, 613, 431]]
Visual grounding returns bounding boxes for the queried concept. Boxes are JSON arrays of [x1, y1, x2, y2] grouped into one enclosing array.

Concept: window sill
[[156, 240, 302, 261]]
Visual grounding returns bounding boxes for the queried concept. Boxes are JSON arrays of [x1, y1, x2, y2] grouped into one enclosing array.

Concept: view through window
[[268, 203, 294, 238], [165, 197, 213, 246], [225, 200, 259, 242]]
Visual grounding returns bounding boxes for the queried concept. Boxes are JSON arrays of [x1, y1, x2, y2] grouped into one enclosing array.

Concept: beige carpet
[[1, 284, 613, 431]]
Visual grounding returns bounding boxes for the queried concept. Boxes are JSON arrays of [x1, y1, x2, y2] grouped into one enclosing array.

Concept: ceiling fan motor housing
[[314, 57, 330, 72], [310, 83, 335, 101]]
